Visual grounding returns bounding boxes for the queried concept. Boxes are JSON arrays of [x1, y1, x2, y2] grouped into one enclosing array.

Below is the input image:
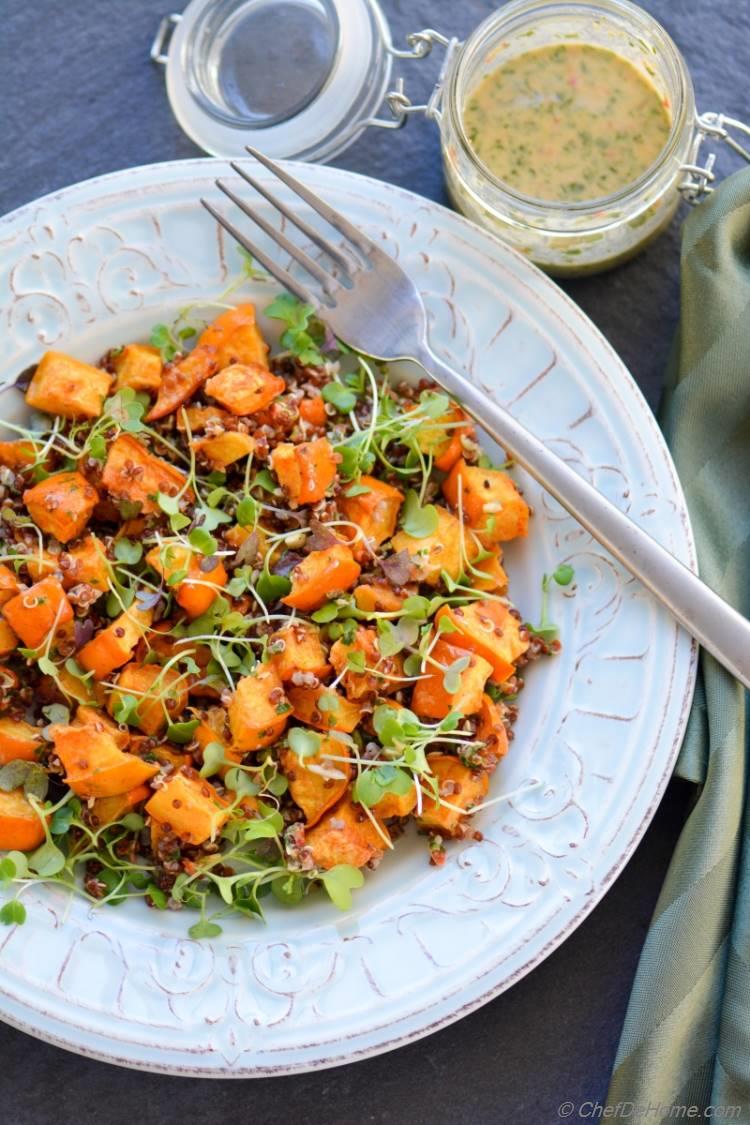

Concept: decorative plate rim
[[0, 158, 697, 1076]]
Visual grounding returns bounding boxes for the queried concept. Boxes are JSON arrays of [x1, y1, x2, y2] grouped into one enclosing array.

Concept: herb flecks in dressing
[[463, 43, 672, 202]]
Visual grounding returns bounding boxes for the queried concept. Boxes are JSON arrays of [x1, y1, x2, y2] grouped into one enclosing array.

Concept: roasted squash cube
[[90, 783, 151, 827], [391, 505, 476, 586], [107, 662, 189, 736], [0, 788, 46, 851], [305, 794, 389, 870], [25, 351, 112, 419], [228, 664, 289, 752], [0, 718, 43, 764], [436, 600, 528, 683], [353, 582, 405, 613], [417, 402, 474, 472], [339, 475, 403, 558], [146, 767, 229, 844], [411, 637, 492, 720], [282, 544, 361, 612], [0, 620, 18, 658], [101, 434, 191, 515], [112, 343, 163, 393], [2, 576, 73, 649], [194, 431, 256, 470], [279, 735, 351, 827], [0, 564, 20, 607], [196, 302, 270, 369], [52, 723, 159, 798], [417, 753, 489, 836], [285, 685, 361, 733], [24, 470, 99, 543], [62, 534, 110, 592], [78, 605, 153, 680], [269, 621, 330, 682], [145, 344, 218, 423], [270, 438, 338, 505], [442, 459, 529, 544], [205, 362, 285, 415], [146, 544, 227, 619]]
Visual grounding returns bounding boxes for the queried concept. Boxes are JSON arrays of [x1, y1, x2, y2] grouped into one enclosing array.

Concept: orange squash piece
[[176, 404, 233, 433], [228, 664, 289, 752], [471, 550, 509, 594], [0, 718, 43, 764], [442, 459, 529, 545], [0, 564, 20, 607], [282, 544, 361, 612], [286, 685, 361, 733], [112, 344, 163, 393], [196, 302, 270, 369], [107, 662, 189, 736], [411, 637, 492, 720], [436, 600, 528, 683], [270, 438, 338, 505], [90, 783, 152, 827], [52, 723, 159, 799], [417, 402, 474, 472], [0, 440, 39, 470], [78, 605, 153, 681], [279, 736, 351, 827], [145, 344, 219, 422], [476, 693, 509, 768], [305, 794, 389, 870], [353, 583, 406, 613], [372, 783, 418, 820], [25, 351, 112, 420], [194, 431, 256, 471], [391, 506, 475, 586], [73, 705, 130, 749], [329, 626, 385, 701], [0, 789, 46, 851], [23, 471, 99, 543], [102, 434, 191, 515], [145, 544, 227, 619], [417, 753, 489, 836], [2, 576, 73, 649], [146, 768, 229, 845], [62, 534, 110, 592], [205, 362, 285, 416], [269, 621, 331, 682], [298, 394, 326, 427], [0, 620, 19, 658], [339, 475, 403, 558]]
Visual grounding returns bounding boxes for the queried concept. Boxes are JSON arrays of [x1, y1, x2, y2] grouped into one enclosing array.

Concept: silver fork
[[202, 148, 750, 690]]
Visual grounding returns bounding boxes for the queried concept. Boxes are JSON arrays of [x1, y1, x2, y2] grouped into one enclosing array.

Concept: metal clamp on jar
[[152, 0, 750, 276]]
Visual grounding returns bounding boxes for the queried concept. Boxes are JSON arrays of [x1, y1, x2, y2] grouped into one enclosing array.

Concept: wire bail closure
[[678, 111, 750, 203], [365, 30, 461, 130]]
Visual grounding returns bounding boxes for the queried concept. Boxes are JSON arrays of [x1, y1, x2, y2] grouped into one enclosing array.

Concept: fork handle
[[417, 345, 750, 691]]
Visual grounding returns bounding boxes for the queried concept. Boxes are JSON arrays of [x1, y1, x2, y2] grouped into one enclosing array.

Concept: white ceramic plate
[[0, 160, 696, 1075]]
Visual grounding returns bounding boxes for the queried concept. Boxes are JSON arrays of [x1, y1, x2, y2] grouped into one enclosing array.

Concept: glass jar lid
[[155, 0, 393, 161]]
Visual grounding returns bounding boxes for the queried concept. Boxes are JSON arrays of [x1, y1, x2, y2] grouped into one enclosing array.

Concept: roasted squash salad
[[0, 297, 565, 934]]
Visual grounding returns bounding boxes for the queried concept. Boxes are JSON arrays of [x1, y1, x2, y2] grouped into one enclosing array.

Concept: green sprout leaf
[[311, 602, 339, 624], [188, 919, 223, 940], [552, 563, 575, 587], [0, 901, 26, 926], [442, 655, 470, 695], [167, 719, 200, 745], [150, 323, 178, 364], [353, 764, 413, 808], [114, 537, 143, 565], [320, 864, 364, 911], [236, 496, 258, 528], [28, 842, 66, 877], [272, 874, 305, 906], [288, 727, 322, 759], [400, 490, 439, 539], [200, 740, 226, 778], [188, 527, 218, 556], [266, 293, 325, 366], [322, 381, 356, 412]]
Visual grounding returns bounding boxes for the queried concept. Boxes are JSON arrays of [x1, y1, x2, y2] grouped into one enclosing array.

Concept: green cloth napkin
[[607, 168, 750, 1119]]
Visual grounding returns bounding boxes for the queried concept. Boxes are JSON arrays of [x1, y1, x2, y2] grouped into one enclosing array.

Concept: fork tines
[[201, 145, 376, 309]]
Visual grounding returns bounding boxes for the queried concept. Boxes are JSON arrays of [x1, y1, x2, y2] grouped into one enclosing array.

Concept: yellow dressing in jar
[[463, 43, 672, 202]]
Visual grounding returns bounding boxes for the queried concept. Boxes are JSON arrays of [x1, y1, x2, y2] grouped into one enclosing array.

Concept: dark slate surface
[[0, 0, 746, 1120]]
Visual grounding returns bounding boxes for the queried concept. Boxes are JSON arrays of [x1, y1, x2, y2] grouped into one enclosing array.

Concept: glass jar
[[152, 0, 750, 276], [440, 0, 695, 276]]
